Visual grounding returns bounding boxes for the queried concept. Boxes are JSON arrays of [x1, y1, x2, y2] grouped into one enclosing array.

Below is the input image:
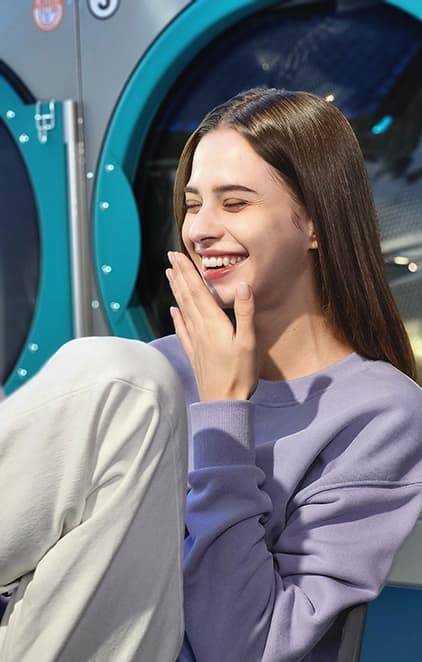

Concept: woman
[[1, 88, 421, 662], [153, 88, 422, 661]]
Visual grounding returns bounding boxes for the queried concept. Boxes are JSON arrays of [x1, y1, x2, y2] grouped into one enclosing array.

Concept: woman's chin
[[206, 282, 235, 309]]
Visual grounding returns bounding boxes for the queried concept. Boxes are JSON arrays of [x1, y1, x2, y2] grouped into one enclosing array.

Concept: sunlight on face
[[181, 128, 317, 315]]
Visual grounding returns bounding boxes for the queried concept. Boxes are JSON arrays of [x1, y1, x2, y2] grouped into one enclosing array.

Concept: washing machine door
[[93, 0, 282, 341], [94, 0, 422, 379], [0, 66, 73, 394]]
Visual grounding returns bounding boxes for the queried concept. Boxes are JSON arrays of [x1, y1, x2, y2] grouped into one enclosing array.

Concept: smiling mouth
[[201, 255, 247, 269], [200, 254, 248, 283]]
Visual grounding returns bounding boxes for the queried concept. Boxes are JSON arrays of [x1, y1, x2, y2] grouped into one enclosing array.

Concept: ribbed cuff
[[190, 400, 256, 468]]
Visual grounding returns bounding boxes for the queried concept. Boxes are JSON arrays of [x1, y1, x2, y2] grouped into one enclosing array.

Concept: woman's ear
[[307, 218, 318, 250]]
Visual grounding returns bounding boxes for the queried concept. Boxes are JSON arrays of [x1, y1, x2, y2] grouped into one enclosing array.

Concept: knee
[[54, 337, 184, 410]]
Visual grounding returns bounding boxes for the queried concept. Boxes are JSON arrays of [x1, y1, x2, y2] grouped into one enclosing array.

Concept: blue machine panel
[[362, 585, 422, 660]]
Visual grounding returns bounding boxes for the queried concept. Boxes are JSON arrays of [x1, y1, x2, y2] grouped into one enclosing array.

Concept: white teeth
[[201, 255, 245, 268]]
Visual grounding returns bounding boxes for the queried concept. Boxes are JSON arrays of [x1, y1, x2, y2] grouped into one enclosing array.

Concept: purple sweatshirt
[[152, 335, 422, 662]]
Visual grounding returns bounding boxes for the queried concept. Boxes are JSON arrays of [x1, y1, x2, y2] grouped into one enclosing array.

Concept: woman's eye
[[224, 200, 247, 210], [185, 201, 201, 213]]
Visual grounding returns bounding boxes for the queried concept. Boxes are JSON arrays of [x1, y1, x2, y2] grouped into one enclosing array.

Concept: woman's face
[[181, 128, 317, 314]]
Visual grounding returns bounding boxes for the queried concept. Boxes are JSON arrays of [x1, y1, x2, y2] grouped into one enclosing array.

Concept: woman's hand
[[166, 252, 258, 401]]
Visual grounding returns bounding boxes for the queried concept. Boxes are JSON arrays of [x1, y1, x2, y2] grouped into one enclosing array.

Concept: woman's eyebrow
[[184, 184, 258, 194]]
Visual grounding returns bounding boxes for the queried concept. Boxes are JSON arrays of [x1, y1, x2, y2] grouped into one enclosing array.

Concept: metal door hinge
[[34, 100, 56, 144]]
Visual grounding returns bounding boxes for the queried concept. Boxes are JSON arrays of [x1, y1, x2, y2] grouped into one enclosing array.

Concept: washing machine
[[0, 2, 89, 395], [90, 0, 422, 387], [1, 0, 422, 657]]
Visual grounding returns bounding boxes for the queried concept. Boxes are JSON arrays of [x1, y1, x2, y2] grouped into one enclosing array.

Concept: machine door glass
[[134, 0, 422, 378], [0, 116, 40, 385]]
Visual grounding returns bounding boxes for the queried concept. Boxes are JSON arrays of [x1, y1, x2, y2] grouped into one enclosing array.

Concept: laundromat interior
[[1, 0, 422, 658]]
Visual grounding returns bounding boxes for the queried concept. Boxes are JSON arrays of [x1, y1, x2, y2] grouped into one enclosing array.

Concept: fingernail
[[165, 268, 173, 281], [168, 251, 174, 264], [237, 283, 250, 300]]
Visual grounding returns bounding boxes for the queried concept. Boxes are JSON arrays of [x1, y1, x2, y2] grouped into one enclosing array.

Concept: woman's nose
[[186, 205, 223, 243]]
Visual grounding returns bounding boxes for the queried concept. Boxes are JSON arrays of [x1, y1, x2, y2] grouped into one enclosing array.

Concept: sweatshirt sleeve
[[182, 399, 422, 662]]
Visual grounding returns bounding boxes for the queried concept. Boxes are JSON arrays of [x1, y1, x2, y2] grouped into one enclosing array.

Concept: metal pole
[[63, 99, 92, 337]]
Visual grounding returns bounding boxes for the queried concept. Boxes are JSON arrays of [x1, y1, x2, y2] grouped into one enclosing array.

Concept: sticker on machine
[[32, 0, 64, 32], [88, 0, 120, 20]]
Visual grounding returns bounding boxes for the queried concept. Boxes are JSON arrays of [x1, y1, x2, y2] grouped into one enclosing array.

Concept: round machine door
[[93, 0, 282, 342], [0, 64, 73, 394], [94, 0, 422, 379]]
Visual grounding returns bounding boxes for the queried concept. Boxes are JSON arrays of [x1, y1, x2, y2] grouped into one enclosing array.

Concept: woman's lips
[[202, 257, 247, 282]]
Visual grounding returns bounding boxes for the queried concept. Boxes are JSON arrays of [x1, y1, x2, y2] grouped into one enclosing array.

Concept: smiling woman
[[153, 87, 422, 661], [183, 180, 255, 286], [181, 127, 318, 324], [1, 88, 421, 662], [171, 88, 416, 380]]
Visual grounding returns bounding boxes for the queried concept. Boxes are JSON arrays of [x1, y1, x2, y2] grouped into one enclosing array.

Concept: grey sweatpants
[[0, 337, 187, 661]]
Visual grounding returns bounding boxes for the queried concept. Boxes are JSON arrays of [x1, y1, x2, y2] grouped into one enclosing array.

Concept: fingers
[[166, 252, 215, 355], [234, 283, 256, 351], [169, 306, 194, 361], [166, 251, 223, 323], [166, 256, 258, 401], [167, 252, 203, 300], [165, 253, 203, 332]]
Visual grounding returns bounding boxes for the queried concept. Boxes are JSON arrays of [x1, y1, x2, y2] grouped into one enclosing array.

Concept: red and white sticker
[[33, 0, 64, 32]]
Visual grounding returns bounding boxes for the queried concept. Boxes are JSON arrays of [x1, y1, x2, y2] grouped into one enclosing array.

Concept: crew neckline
[[251, 352, 369, 405]]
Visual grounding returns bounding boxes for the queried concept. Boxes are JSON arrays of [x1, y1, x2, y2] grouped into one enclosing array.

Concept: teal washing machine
[[0, 0, 204, 393], [90, 0, 422, 659], [0, 1, 96, 394], [93, 0, 422, 359]]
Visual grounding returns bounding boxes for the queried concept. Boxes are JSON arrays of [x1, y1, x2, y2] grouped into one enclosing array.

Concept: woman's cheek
[[181, 219, 191, 252]]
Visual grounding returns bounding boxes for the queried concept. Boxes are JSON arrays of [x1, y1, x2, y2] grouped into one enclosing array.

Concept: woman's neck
[[254, 308, 353, 382]]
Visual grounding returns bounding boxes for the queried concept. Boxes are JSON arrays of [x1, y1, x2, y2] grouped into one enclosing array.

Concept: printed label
[[33, 0, 64, 32]]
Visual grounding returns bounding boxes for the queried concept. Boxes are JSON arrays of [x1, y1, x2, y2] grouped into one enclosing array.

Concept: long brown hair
[[173, 88, 416, 379]]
